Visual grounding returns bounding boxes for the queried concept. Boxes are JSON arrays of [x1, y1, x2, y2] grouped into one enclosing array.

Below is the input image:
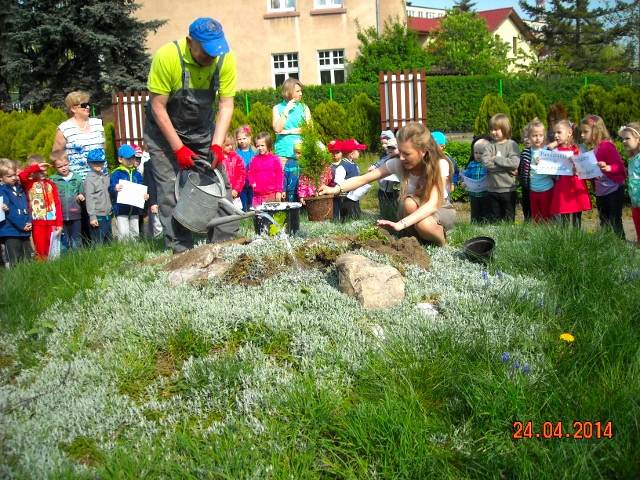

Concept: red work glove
[[210, 144, 225, 169], [174, 145, 196, 170]]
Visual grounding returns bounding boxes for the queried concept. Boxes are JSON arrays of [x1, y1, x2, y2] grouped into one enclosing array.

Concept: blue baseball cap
[[118, 144, 136, 159], [189, 18, 229, 57], [432, 131, 447, 146], [86, 148, 106, 163]]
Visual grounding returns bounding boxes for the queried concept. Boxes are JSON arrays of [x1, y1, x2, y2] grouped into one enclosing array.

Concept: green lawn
[[1, 212, 639, 478]]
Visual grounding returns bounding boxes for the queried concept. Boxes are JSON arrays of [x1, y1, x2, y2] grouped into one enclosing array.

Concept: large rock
[[164, 242, 242, 286], [335, 253, 405, 309]]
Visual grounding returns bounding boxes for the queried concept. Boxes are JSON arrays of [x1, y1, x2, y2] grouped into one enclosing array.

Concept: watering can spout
[[207, 211, 256, 228]]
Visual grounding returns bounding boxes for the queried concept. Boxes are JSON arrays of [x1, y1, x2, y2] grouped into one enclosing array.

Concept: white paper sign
[[116, 180, 147, 209], [535, 150, 574, 176], [573, 151, 603, 179], [0, 196, 4, 222], [381, 174, 400, 183], [461, 175, 487, 193]]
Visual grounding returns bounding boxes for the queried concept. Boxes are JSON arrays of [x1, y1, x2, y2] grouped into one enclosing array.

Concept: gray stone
[[335, 253, 405, 310]]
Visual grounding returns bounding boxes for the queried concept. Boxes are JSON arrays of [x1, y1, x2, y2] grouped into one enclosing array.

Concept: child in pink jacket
[[222, 133, 246, 208], [248, 132, 283, 207]]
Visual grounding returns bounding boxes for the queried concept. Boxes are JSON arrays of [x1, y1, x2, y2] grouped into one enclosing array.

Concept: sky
[[406, 0, 612, 20]]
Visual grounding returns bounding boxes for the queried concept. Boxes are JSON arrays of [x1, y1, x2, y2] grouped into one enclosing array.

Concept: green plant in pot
[[298, 121, 334, 221]]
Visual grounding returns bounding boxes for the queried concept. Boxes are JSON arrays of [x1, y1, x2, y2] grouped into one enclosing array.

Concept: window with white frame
[[272, 53, 299, 87], [318, 49, 345, 84], [314, 0, 343, 8], [268, 0, 296, 12]]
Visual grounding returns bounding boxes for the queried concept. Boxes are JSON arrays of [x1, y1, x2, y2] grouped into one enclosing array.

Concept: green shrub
[[346, 93, 379, 151], [247, 102, 273, 138], [445, 141, 472, 202], [571, 84, 609, 123], [474, 94, 510, 135], [509, 93, 547, 142], [299, 122, 332, 190], [229, 108, 249, 136], [602, 86, 640, 135], [103, 122, 117, 170], [312, 100, 349, 144]]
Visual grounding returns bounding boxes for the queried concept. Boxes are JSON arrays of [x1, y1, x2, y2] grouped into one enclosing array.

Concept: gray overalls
[[144, 41, 238, 252]]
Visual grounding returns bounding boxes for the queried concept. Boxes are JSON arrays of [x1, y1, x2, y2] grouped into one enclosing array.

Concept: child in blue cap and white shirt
[[110, 144, 149, 240]]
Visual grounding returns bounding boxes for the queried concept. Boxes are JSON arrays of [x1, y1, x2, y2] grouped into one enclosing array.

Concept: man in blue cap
[[145, 17, 238, 253]]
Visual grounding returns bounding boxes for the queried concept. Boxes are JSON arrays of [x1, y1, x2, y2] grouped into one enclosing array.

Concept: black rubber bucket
[[462, 236, 496, 264]]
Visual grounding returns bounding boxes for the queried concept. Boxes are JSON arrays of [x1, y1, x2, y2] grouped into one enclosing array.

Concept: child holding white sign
[[109, 144, 149, 240], [520, 119, 555, 222], [580, 115, 626, 239], [620, 123, 640, 243], [549, 120, 591, 228]]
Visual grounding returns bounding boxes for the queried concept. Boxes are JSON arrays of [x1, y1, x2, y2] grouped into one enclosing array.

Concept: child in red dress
[[549, 120, 591, 228]]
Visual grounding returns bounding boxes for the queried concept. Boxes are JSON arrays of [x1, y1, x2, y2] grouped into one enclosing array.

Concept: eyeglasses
[[77, 102, 91, 109]]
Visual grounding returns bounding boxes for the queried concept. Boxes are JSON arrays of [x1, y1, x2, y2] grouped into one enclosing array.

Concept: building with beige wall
[[136, 0, 406, 90]]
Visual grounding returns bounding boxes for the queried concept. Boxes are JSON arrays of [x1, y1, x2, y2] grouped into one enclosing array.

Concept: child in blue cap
[[83, 148, 112, 245], [110, 144, 149, 240]]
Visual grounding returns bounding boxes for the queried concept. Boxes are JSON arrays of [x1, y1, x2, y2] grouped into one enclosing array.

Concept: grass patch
[[59, 436, 105, 467], [0, 240, 161, 332]]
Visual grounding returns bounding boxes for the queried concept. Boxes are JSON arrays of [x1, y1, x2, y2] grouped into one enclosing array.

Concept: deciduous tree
[[428, 10, 509, 75]]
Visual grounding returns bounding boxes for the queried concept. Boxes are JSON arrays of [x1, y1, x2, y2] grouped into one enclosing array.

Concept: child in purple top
[[247, 132, 283, 208]]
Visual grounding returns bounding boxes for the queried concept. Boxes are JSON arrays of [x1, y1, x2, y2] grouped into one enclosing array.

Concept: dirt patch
[[355, 234, 431, 271]]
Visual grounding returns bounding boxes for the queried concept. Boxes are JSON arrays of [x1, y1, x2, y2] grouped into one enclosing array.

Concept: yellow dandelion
[[560, 333, 575, 343]]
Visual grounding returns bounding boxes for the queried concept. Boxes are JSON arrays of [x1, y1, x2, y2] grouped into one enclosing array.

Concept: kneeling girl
[[319, 122, 454, 246]]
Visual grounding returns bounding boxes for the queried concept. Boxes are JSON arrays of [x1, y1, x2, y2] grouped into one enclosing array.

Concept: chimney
[[536, 0, 545, 8]]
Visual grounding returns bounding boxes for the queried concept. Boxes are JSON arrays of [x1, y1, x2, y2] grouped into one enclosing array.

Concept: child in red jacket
[[222, 133, 246, 210], [19, 155, 63, 259]]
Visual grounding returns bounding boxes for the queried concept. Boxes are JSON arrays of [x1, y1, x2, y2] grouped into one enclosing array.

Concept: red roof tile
[[408, 7, 514, 34]]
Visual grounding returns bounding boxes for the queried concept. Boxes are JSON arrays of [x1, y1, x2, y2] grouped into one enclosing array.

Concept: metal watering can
[[173, 158, 256, 233]]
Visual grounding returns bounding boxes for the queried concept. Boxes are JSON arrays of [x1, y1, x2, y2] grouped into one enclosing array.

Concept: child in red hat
[[335, 139, 369, 221], [18, 155, 63, 259]]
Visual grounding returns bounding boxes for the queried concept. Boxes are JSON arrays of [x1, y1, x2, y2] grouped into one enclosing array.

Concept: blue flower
[[513, 361, 521, 370], [496, 270, 503, 278], [482, 270, 489, 280], [501, 352, 510, 362], [522, 363, 530, 374]]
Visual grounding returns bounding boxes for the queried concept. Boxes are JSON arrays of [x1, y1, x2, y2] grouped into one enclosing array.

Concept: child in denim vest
[[0, 159, 33, 266], [51, 155, 85, 250]]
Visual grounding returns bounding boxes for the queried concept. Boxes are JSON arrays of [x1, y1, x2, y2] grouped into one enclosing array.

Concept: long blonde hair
[[395, 122, 445, 207], [580, 114, 610, 147]]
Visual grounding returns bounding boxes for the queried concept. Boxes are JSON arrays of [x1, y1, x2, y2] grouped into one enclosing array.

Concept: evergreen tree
[[519, 0, 629, 72], [453, 0, 477, 12], [428, 10, 509, 75], [348, 18, 433, 84], [4, 0, 165, 111], [474, 94, 510, 136]]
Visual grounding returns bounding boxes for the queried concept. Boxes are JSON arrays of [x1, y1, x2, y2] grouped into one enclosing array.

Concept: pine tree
[[4, 0, 165, 111], [519, 0, 629, 72], [453, 0, 477, 12]]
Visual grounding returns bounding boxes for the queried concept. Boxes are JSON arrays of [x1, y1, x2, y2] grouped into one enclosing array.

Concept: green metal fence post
[[584, 76, 588, 87], [244, 93, 250, 115], [329, 87, 333, 101], [498, 79, 503, 98]]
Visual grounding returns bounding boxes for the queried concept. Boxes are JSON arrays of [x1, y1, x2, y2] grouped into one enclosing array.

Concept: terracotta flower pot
[[305, 195, 334, 221]]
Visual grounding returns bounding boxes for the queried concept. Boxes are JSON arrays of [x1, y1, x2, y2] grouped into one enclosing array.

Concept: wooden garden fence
[[378, 69, 427, 131]]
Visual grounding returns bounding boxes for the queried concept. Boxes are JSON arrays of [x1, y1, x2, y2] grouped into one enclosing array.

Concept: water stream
[[256, 212, 301, 270]]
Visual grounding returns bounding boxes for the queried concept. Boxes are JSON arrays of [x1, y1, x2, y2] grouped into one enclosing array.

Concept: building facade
[[135, 0, 406, 90]]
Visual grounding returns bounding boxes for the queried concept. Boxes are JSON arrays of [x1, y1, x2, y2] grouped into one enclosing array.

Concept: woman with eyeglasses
[[52, 90, 106, 245], [52, 90, 105, 180]]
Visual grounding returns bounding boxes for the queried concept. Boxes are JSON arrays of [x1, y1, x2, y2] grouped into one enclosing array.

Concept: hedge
[[236, 73, 639, 132]]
